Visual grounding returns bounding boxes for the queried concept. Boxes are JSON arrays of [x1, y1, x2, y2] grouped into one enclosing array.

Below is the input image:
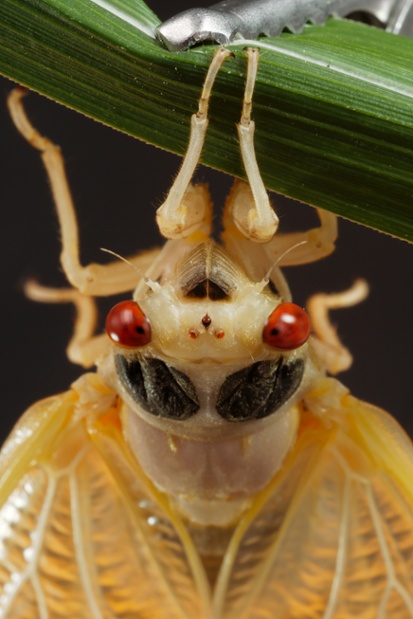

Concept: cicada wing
[[0, 379, 211, 619], [215, 379, 413, 619]]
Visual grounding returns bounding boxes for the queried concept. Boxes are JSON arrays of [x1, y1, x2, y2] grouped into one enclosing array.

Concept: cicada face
[[101, 239, 315, 526]]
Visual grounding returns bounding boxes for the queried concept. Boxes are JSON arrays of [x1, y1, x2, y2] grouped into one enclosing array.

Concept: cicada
[[1, 48, 413, 619]]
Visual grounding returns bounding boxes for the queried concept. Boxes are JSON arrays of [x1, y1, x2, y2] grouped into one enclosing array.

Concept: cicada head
[[136, 240, 300, 361], [101, 237, 316, 526]]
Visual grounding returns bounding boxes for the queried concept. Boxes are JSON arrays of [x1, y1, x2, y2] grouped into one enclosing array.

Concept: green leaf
[[0, 0, 413, 240]]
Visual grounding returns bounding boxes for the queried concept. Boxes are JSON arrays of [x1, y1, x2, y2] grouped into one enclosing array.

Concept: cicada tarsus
[[1, 48, 413, 619]]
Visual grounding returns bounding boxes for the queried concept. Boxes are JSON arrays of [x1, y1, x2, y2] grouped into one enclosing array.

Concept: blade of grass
[[0, 0, 412, 240]]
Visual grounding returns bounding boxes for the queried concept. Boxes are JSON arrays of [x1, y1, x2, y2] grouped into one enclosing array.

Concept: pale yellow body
[[1, 49, 412, 618], [1, 372, 413, 618]]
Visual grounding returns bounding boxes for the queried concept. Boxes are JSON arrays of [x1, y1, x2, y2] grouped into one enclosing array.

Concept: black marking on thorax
[[116, 355, 199, 420], [216, 358, 304, 421], [116, 354, 304, 422]]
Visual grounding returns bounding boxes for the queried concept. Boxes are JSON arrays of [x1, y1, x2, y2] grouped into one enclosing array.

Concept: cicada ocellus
[[1, 48, 413, 619]]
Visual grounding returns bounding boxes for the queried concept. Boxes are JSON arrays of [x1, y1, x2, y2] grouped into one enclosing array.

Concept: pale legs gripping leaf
[[156, 48, 279, 242], [1, 48, 413, 619]]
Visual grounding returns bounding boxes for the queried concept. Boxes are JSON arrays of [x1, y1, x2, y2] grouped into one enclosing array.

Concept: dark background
[[0, 0, 412, 443]]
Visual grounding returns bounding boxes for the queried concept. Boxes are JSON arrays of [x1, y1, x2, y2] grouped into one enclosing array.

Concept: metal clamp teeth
[[156, 0, 413, 51]]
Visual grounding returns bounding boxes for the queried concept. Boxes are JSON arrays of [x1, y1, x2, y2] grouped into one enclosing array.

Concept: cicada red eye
[[106, 301, 151, 348], [263, 302, 311, 350]]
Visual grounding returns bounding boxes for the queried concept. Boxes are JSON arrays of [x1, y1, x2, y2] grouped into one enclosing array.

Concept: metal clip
[[156, 0, 413, 51]]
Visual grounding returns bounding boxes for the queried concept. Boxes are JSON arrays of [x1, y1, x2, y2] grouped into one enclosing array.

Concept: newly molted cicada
[[1, 48, 413, 619]]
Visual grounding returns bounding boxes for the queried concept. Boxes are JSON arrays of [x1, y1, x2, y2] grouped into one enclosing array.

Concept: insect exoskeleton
[[4, 46, 413, 619], [101, 238, 315, 526]]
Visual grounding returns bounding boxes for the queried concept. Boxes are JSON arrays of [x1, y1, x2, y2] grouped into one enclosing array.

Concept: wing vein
[[366, 485, 413, 618], [70, 471, 113, 619], [224, 443, 333, 619], [1, 473, 56, 619], [322, 469, 351, 619], [30, 572, 48, 619]]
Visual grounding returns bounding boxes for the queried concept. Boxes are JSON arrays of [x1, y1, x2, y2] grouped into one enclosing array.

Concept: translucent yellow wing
[[215, 378, 413, 619], [0, 376, 211, 619]]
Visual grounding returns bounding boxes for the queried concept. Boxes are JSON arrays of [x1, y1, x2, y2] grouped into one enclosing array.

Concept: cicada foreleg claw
[[157, 47, 278, 244], [233, 47, 278, 243], [156, 48, 232, 241]]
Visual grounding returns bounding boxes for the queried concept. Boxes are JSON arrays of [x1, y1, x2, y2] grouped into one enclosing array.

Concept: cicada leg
[[268, 207, 338, 266], [7, 88, 161, 297], [307, 279, 369, 374], [156, 48, 232, 239], [223, 46, 336, 252], [223, 188, 338, 300], [23, 280, 106, 367], [158, 46, 278, 243], [232, 47, 278, 243]]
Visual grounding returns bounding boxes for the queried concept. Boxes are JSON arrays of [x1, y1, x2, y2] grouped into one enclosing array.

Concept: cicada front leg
[[157, 47, 279, 244], [231, 47, 279, 242], [156, 48, 232, 240]]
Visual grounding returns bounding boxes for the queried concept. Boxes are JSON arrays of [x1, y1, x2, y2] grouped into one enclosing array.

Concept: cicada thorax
[[101, 238, 315, 527]]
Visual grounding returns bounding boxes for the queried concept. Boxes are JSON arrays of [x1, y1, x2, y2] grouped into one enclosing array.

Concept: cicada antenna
[[100, 248, 161, 292], [256, 240, 308, 293]]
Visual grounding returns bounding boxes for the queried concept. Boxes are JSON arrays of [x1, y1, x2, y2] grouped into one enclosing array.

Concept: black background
[[0, 0, 412, 443]]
